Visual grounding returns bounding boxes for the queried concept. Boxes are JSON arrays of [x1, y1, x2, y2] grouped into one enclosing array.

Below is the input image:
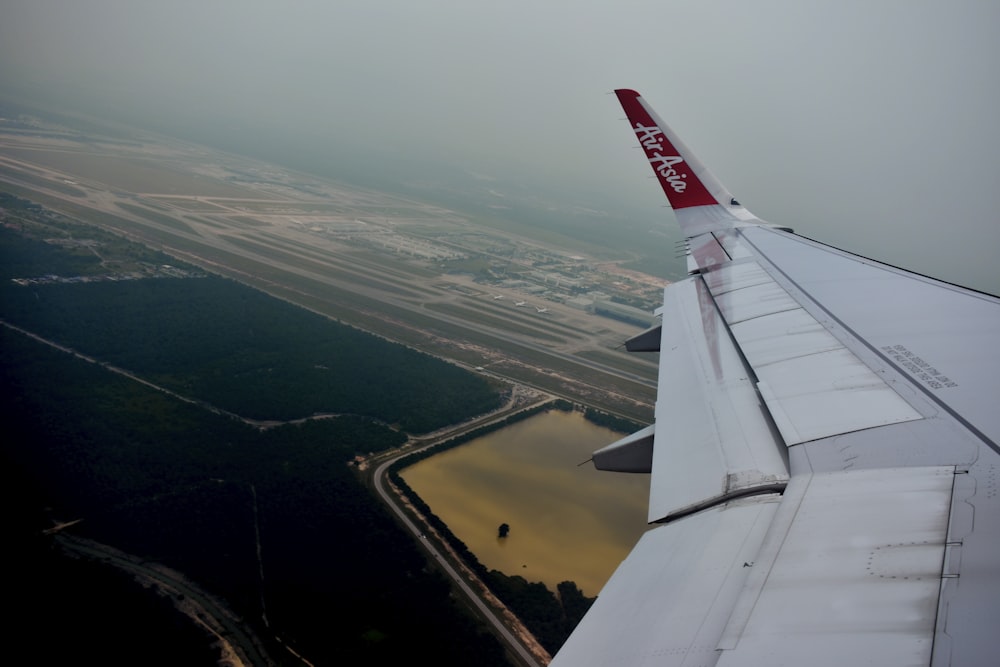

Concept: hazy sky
[[2, 0, 998, 292]]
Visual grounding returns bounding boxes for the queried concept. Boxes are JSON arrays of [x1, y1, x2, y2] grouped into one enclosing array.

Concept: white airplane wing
[[551, 89, 1000, 667]]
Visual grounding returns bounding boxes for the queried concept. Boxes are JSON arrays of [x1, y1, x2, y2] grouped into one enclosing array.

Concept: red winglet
[[615, 89, 718, 209]]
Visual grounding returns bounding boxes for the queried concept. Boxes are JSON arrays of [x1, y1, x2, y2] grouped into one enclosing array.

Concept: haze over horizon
[[2, 0, 998, 293]]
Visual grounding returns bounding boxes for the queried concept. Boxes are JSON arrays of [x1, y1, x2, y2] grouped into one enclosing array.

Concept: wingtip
[[614, 90, 719, 210]]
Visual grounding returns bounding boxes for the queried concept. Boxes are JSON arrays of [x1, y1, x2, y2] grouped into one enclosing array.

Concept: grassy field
[[115, 202, 193, 233], [0, 163, 88, 197]]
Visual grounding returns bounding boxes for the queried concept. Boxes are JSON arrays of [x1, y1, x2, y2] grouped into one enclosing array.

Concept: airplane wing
[[551, 89, 1000, 666]]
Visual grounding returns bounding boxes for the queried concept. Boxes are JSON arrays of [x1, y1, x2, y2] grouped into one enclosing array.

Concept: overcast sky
[[2, 0, 998, 292]]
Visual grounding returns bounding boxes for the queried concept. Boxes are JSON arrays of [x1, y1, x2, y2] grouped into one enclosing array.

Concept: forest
[[1, 205, 513, 665], [0, 276, 501, 432], [2, 329, 508, 665]]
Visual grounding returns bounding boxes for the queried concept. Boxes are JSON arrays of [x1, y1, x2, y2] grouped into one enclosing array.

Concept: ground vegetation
[[1, 211, 510, 665]]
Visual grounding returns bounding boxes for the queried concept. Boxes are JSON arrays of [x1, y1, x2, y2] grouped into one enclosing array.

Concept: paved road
[[55, 534, 276, 667], [370, 431, 545, 667]]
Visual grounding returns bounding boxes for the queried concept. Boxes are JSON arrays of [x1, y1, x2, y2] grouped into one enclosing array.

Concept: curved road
[[371, 440, 544, 667], [55, 534, 275, 667]]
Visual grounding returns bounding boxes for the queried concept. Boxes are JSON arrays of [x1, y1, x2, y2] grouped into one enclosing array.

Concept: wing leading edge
[[551, 90, 1000, 666]]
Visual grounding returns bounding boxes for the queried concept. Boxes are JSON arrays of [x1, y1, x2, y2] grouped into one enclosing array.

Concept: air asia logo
[[633, 123, 688, 193]]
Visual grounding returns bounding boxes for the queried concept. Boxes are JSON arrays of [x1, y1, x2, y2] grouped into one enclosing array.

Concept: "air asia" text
[[633, 122, 688, 193]]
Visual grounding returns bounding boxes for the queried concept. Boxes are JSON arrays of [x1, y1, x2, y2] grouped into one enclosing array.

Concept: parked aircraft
[[550, 89, 1000, 667], [535, 307, 549, 313], [514, 301, 526, 307]]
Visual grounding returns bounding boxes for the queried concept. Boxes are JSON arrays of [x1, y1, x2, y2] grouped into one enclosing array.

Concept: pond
[[401, 409, 650, 596]]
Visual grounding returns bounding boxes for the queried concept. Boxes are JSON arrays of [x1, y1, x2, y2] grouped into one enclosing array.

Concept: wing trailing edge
[[550, 495, 782, 667]]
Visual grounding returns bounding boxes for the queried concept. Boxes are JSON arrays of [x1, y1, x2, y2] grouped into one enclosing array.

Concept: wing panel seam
[[653, 484, 788, 526], [738, 227, 1000, 456]]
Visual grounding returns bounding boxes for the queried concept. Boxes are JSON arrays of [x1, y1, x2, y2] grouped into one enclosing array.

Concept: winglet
[[615, 89, 719, 210], [615, 89, 756, 237]]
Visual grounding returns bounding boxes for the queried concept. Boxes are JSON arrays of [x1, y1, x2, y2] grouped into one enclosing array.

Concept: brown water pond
[[401, 410, 650, 596]]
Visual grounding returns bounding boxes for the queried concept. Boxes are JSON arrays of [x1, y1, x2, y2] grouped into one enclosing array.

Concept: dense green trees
[[1, 222, 511, 665], [1, 275, 502, 431], [486, 572, 594, 655], [0, 226, 101, 278], [2, 327, 509, 665], [583, 406, 642, 433]]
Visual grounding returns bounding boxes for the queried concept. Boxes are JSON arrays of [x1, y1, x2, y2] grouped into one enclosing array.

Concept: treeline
[[0, 194, 180, 278], [0, 275, 502, 432], [0, 222, 105, 279], [486, 575, 594, 655], [582, 406, 643, 434]]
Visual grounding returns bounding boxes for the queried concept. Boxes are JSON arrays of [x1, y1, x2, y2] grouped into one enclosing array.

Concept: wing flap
[[729, 308, 837, 366], [550, 495, 781, 667], [713, 279, 799, 323], [649, 277, 788, 522], [716, 466, 953, 666], [593, 424, 654, 473], [702, 261, 773, 295], [757, 346, 922, 444]]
